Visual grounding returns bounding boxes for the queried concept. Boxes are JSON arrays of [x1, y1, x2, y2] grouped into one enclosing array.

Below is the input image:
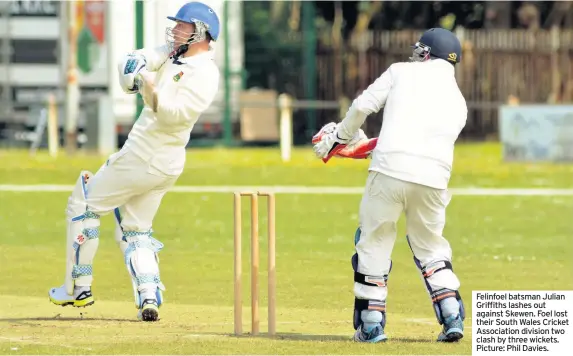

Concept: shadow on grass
[[0, 315, 139, 323], [223, 332, 433, 343], [1, 320, 439, 344], [258, 332, 352, 342]]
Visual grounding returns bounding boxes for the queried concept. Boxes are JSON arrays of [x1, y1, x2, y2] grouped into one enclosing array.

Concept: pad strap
[[432, 289, 465, 324], [352, 252, 391, 287], [354, 271, 388, 287], [355, 298, 386, 313], [72, 265, 93, 279], [123, 231, 164, 265], [431, 288, 459, 303], [421, 260, 453, 279]]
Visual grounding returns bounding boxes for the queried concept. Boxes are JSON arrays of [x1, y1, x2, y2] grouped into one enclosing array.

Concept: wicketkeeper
[[49, 1, 220, 322], [313, 28, 468, 343]]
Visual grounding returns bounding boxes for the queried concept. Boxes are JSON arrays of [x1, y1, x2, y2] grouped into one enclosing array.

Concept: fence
[[4, 26, 573, 149], [315, 27, 573, 140]]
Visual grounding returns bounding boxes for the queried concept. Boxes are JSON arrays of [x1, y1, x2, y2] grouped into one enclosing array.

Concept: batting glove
[[118, 52, 147, 94]]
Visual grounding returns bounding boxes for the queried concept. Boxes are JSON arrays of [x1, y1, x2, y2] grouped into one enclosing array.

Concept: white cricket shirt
[[339, 59, 467, 189], [122, 45, 220, 176]]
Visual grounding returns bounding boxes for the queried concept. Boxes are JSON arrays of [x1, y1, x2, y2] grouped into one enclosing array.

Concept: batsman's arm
[[337, 65, 394, 140], [154, 68, 220, 129], [117, 46, 171, 94], [132, 45, 171, 72]]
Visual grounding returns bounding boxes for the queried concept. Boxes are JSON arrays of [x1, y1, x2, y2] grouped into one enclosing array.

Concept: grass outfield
[[0, 142, 572, 187], [0, 143, 572, 355]]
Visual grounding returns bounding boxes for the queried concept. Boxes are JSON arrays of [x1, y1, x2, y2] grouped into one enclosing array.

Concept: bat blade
[[152, 90, 158, 112]]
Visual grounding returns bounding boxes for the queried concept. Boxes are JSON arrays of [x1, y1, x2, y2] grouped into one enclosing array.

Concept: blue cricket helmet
[[411, 28, 461, 64], [167, 1, 220, 41]]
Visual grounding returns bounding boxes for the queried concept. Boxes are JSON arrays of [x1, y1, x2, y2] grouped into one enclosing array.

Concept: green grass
[[0, 143, 572, 354], [1, 142, 572, 187]]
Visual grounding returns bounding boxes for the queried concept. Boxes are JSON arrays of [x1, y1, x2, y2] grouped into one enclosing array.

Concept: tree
[[517, 2, 541, 30], [483, 1, 511, 29], [243, 1, 302, 94], [544, 1, 573, 28]]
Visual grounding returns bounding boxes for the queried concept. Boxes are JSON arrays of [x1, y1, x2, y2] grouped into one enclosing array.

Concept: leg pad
[[123, 231, 165, 308], [353, 298, 386, 330], [64, 171, 100, 294], [413, 255, 465, 325]]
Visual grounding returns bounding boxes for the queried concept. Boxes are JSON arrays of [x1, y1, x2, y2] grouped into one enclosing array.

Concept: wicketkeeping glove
[[312, 122, 377, 163], [312, 123, 351, 162]]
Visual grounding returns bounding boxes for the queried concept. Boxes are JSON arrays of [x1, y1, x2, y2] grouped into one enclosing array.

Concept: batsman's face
[[169, 21, 196, 50]]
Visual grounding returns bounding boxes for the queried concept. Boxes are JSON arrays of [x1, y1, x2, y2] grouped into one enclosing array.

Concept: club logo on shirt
[[173, 71, 184, 82]]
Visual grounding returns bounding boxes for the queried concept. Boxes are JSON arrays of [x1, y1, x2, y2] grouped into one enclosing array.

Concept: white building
[[0, 0, 244, 140]]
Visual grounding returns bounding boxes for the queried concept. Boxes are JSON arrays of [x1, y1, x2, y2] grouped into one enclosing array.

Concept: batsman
[[48, 1, 220, 322], [313, 28, 467, 343]]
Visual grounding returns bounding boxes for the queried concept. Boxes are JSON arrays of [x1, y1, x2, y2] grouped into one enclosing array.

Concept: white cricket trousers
[[354, 171, 460, 302], [86, 148, 178, 232]]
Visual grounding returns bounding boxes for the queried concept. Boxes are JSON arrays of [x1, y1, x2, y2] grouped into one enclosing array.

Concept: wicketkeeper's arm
[[312, 123, 378, 160], [337, 65, 394, 140]]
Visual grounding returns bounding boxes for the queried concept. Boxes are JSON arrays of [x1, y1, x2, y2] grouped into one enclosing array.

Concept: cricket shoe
[[437, 315, 464, 342], [48, 285, 94, 308], [353, 324, 388, 343], [137, 299, 160, 322]]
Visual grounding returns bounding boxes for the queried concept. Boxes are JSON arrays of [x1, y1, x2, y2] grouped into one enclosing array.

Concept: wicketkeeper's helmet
[[410, 27, 461, 65]]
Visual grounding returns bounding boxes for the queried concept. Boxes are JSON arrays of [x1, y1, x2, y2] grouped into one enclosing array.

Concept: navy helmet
[[410, 28, 461, 65], [166, 1, 220, 56]]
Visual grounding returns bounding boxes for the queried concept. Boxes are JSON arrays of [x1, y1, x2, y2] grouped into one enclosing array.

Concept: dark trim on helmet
[[430, 54, 457, 66]]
